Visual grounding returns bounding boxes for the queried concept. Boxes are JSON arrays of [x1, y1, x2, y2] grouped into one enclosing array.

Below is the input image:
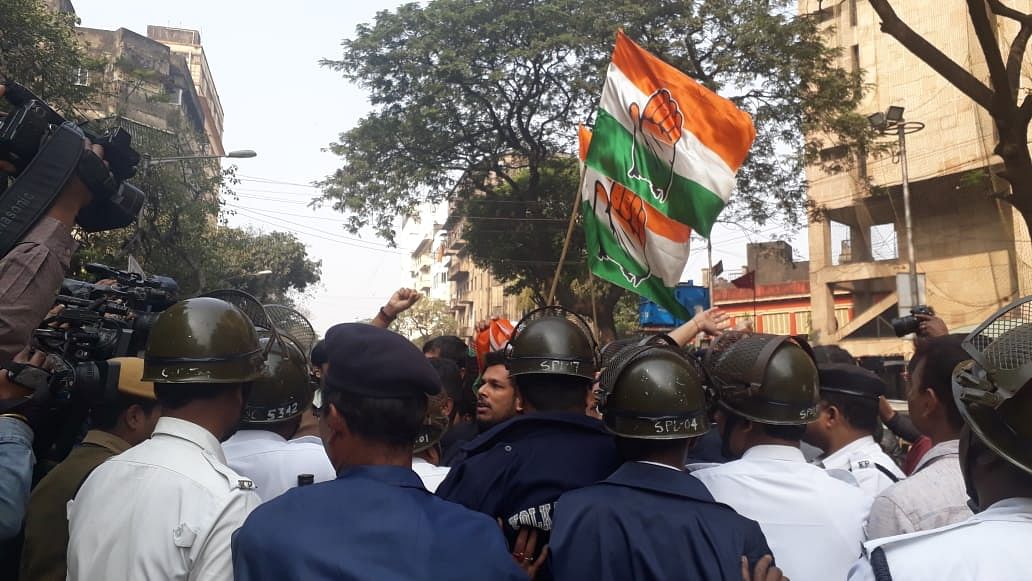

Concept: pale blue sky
[[72, 0, 808, 332]]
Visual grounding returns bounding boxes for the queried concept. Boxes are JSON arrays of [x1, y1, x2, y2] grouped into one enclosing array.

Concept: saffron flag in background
[[580, 31, 756, 319]]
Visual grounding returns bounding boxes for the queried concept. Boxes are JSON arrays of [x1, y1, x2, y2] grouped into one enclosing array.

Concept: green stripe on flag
[[587, 109, 726, 238], [582, 200, 690, 319]]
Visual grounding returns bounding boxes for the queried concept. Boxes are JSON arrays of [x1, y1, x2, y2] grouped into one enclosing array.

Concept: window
[[849, 0, 858, 26], [762, 313, 792, 335], [795, 312, 813, 335], [74, 67, 90, 87], [834, 308, 851, 329], [850, 45, 860, 74], [820, 145, 849, 163], [870, 223, 899, 261]]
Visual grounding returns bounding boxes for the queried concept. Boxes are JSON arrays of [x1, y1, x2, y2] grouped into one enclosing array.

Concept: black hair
[[310, 340, 328, 367], [90, 395, 159, 431], [428, 357, 475, 420], [514, 373, 590, 412], [154, 382, 245, 410], [821, 391, 879, 434], [615, 436, 690, 463], [422, 336, 468, 365], [908, 334, 967, 430], [331, 390, 427, 447], [813, 345, 857, 365], [483, 349, 507, 369], [761, 423, 808, 441]]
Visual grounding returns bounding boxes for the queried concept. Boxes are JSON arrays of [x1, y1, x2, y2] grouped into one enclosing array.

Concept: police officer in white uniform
[[805, 363, 905, 498], [67, 297, 264, 581], [850, 300, 1032, 581], [692, 332, 869, 581], [223, 333, 335, 502]]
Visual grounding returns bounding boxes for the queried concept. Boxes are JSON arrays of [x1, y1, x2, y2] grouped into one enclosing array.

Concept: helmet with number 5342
[[241, 333, 314, 427]]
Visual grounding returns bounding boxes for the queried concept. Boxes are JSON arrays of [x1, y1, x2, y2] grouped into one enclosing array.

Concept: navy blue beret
[[323, 323, 441, 398], [818, 363, 886, 399]]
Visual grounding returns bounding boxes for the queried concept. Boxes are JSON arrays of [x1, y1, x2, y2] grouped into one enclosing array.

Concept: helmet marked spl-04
[[597, 335, 710, 439], [703, 331, 820, 425], [953, 296, 1032, 475], [504, 306, 599, 380], [142, 297, 266, 384]]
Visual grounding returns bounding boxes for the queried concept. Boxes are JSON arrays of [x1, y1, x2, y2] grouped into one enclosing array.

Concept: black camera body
[[891, 305, 934, 337], [0, 79, 145, 238]]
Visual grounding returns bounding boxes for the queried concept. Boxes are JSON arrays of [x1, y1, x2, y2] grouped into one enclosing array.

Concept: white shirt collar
[[742, 444, 806, 463], [978, 497, 1032, 520], [412, 457, 433, 467], [914, 439, 960, 472], [228, 430, 288, 444], [635, 460, 683, 472], [819, 435, 877, 467], [153, 417, 227, 463]]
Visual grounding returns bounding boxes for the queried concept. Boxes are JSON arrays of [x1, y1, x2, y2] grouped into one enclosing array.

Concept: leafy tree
[[868, 0, 1032, 234], [395, 299, 457, 345], [0, 0, 93, 112], [318, 0, 867, 338]]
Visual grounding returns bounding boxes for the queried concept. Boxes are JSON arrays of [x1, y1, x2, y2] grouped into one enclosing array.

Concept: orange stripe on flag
[[595, 180, 692, 244], [611, 31, 755, 171], [578, 125, 592, 162]]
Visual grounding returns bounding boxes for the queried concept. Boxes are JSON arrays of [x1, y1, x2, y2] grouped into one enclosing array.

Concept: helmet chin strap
[[960, 428, 982, 513]]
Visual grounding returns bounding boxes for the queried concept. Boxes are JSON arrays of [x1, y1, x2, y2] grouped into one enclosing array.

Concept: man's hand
[[878, 395, 897, 423], [0, 347, 46, 400], [630, 89, 684, 146], [916, 313, 948, 338], [693, 307, 730, 336], [384, 288, 422, 319], [742, 555, 789, 581], [509, 525, 549, 580]]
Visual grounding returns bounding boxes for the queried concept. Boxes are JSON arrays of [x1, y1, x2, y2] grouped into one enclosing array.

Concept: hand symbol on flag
[[628, 89, 683, 203], [594, 180, 652, 287]]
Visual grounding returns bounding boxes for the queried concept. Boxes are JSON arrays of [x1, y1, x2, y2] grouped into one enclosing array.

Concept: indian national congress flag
[[580, 31, 756, 319]]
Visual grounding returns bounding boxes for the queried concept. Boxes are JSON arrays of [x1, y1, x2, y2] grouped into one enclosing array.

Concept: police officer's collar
[[461, 411, 610, 455], [603, 461, 716, 503], [153, 417, 226, 463], [336, 464, 429, 491]]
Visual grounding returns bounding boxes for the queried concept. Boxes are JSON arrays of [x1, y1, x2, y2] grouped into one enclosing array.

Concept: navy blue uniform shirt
[[232, 465, 523, 581], [436, 411, 620, 538], [551, 461, 772, 581]]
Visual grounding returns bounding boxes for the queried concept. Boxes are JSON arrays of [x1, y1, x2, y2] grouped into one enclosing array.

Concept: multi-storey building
[[803, 0, 1032, 357], [146, 26, 226, 156]]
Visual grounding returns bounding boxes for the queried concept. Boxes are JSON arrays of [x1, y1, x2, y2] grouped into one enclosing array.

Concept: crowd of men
[[1, 142, 1031, 581]]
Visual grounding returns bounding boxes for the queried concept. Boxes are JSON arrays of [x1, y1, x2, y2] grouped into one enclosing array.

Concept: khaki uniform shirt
[[19, 430, 130, 581]]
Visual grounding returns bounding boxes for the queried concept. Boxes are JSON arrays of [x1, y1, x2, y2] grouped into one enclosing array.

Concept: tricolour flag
[[580, 32, 755, 319]]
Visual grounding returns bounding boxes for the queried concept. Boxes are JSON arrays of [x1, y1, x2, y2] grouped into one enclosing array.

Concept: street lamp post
[[868, 106, 925, 309], [141, 149, 257, 171]]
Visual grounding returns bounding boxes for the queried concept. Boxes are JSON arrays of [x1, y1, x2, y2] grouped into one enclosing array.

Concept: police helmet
[[703, 331, 819, 425], [598, 337, 710, 439], [142, 297, 265, 384], [241, 334, 313, 426], [505, 306, 597, 381], [953, 296, 1032, 475]]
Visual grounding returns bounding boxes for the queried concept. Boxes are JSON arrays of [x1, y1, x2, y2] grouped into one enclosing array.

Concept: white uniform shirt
[[693, 445, 869, 581], [411, 457, 451, 493], [67, 417, 260, 581], [865, 439, 972, 539], [849, 498, 1032, 581], [817, 435, 905, 499], [223, 430, 337, 502]]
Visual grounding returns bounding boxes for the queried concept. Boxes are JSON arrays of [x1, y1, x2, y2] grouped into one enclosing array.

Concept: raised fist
[[628, 89, 683, 203]]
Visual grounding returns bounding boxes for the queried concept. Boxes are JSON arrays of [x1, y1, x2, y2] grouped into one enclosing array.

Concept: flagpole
[[548, 164, 588, 305], [706, 238, 713, 308]]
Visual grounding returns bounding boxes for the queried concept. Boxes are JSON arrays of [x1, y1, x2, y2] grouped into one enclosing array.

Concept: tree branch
[[967, 0, 1018, 108], [868, 0, 995, 112], [1020, 93, 1032, 125], [986, 0, 1032, 24], [1006, 22, 1032, 99]]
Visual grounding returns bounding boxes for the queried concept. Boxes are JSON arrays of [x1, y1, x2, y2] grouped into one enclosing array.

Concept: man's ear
[[442, 397, 454, 419], [123, 404, 144, 430], [922, 387, 941, 418], [824, 404, 840, 427], [327, 403, 349, 436]]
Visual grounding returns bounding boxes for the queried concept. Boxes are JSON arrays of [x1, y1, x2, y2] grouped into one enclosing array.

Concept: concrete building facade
[[146, 26, 226, 156], [802, 0, 1032, 357]]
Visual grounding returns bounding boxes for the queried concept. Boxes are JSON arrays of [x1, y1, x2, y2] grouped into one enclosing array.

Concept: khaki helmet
[[241, 334, 314, 426], [953, 297, 1032, 475], [143, 297, 265, 383], [598, 337, 710, 439], [414, 390, 450, 453], [505, 306, 597, 381], [703, 331, 819, 425]]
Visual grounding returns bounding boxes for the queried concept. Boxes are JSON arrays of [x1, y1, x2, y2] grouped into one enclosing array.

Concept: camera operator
[[0, 84, 106, 364]]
